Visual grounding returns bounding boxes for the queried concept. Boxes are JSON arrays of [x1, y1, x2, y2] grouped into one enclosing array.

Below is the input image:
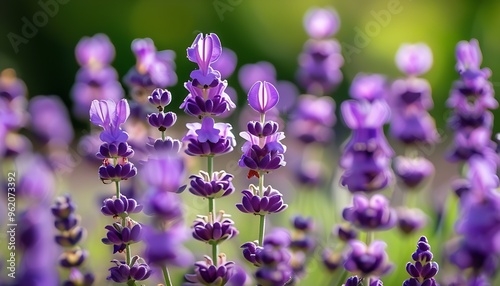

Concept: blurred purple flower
[[288, 94, 335, 143], [29, 95, 74, 146], [107, 257, 151, 283], [184, 255, 235, 286], [397, 207, 428, 235], [142, 155, 186, 192], [0, 68, 27, 101], [238, 61, 277, 92], [211, 47, 237, 79], [303, 7, 340, 39], [342, 194, 396, 231], [456, 39, 482, 72], [75, 33, 115, 68], [350, 73, 387, 101], [17, 154, 54, 201], [394, 156, 434, 188], [344, 240, 393, 277], [143, 224, 193, 267], [396, 43, 433, 76]]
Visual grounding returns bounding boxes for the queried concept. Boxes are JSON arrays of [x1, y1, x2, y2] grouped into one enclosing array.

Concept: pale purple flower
[[303, 7, 340, 39], [288, 94, 335, 143], [342, 194, 396, 230], [238, 61, 276, 92], [211, 47, 237, 79], [29, 95, 74, 146], [397, 207, 428, 234], [456, 39, 482, 72], [344, 240, 393, 277], [350, 73, 387, 101], [187, 33, 222, 87], [142, 155, 186, 193], [180, 80, 236, 117], [0, 68, 27, 101], [396, 43, 433, 76], [183, 117, 236, 156], [247, 81, 279, 114], [75, 33, 115, 68], [143, 224, 193, 267], [89, 99, 130, 144]]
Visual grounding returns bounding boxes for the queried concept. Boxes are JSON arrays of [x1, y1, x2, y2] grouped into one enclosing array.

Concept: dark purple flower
[[291, 215, 314, 232], [395, 43, 433, 76], [108, 257, 152, 282], [54, 214, 79, 232], [51, 195, 76, 219], [189, 170, 234, 198], [239, 129, 287, 172], [143, 188, 183, 222], [447, 68, 497, 113], [241, 241, 264, 267], [55, 226, 85, 247], [75, 33, 115, 68], [340, 150, 393, 193], [287, 94, 336, 143], [183, 117, 235, 157], [394, 156, 434, 189], [59, 248, 88, 268], [187, 33, 222, 87], [349, 73, 387, 101], [335, 224, 358, 242], [404, 236, 439, 286], [255, 264, 293, 286], [446, 127, 496, 162], [98, 158, 137, 183], [143, 224, 193, 267], [0, 68, 27, 101], [390, 112, 438, 145], [62, 268, 95, 286], [29, 96, 74, 146], [343, 276, 361, 286], [102, 222, 142, 248], [192, 211, 239, 245], [247, 120, 279, 138], [147, 111, 177, 131], [303, 7, 340, 39], [247, 81, 279, 114], [236, 185, 288, 215], [101, 195, 143, 217], [181, 79, 235, 118], [148, 88, 172, 108], [89, 99, 130, 144], [397, 207, 428, 235], [184, 255, 236, 286], [342, 194, 396, 231], [390, 78, 433, 111], [344, 240, 393, 277], [96, 141, 134, 159]]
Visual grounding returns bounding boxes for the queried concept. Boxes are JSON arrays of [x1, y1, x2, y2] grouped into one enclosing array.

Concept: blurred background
[[1, 0, 500, 285]]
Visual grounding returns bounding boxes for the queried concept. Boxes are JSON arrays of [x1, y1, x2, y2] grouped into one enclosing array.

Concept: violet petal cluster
[[107, 257, 152, 283], [344, 240, 393, 277], [192, 211, 239, 245], [236, 185, 288, 215], [189, 170, 235, 198], [184, 255, 235, 286], [403, 236, 439, 286], [183, 117, 236, 157], [342, 194, 396, 231]]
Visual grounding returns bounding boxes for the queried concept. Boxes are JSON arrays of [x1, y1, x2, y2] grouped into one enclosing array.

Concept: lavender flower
[[344, 240, 393, 277], [393, 156, 434, 189], [211, 47, 237, 79], [403, 236, 439, 286], [29, 95, 74, 146], [100, 195, 143, 217], [395, 43, 433, 76], [143, 224, 193, 267], [397, 207, 428, 235], [342, 194, 396, 231], [75, 33, 115, 68], [192, 211, 239, 245], [236, 185, 288, 215], [189, 170, 235, 198], [247, 81, 279, 114], [183, 117, 236, 157], [89, 99, 130, 144], [108, 257, 152, 283], [322, 248, 342, 272], [184, 255, 235, 286], [303, 7, 340, 39]]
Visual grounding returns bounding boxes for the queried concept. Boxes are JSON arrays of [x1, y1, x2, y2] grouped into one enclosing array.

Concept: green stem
[[207, 155, 217, 265], [258, 214, 266, 246], [260, 113, 265, 124], [365, 231, 374, 246], [126, 244, 132, 265], [126, 279, 136, 286], [162, 266, 173, 286], [161, 130, 166, 140], [212, 242, 219, 266], [115, 180, 121, 199], [334, 269, 349, 286]]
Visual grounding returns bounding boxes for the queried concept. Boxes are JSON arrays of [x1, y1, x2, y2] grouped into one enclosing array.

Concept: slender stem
[[365, 231, 374, 246], [161, 130, 166, 140], [208, 198, 215, 215], [115, 180, 121, 199], [334, 269, 348, 286], [127, 279, 136, 286], [162, 266, 173, 286], [212, 242, 219, 266], [126, 244, 132, 265], [258, 214, 266, 246], [207, 155, 217, 265], [260, 113, 265, 124]]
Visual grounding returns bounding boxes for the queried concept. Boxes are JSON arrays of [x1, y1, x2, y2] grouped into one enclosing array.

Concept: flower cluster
[[403, 236, 439, 286], [52, 195, 94, 286], [288, 216, 316, 277], [71, 34, 124, 118]]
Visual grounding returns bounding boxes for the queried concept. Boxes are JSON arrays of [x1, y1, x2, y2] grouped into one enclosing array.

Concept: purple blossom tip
[[456, 39, 482, 72], [188, 170, 235, 198], [75, 33, 115, 68], [101, 195, 143, 217], [350, 73, 387, 101], [304, 7, 340, 39], [89, 99, 130, 144], [396, 43, 433, 76], [148, 88, 172, 108], [248, 81, 279, 114]]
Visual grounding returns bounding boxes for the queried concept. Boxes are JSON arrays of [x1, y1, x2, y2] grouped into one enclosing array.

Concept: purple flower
[[102, 222, 142, 248], [322, 248, 342, 272], [96, 142, 134, 159], [447, 69, 496, 113], [344, 240, 393, 277], [62, 268, 95, 286], [390, 112, 438, 145], [236, 185, 288, 215], [148, 88, 172, 108], [143, 224, 193, 267], [108, 257, 151, 282], [303, 7, 340, 39], [390, 78, 433, 111], [75, 33, 115, 68], [192, 211, 239, 245], [288, 94, 336, 143], [238, 61, 276, 92], [59, 248, 88, 268], [187, 33, 222, 87], [247, 81, 279, 114], [51, 194, 75, 219], [98, 158, 137, 183], [55, 226, 85, 247], [340, 150, 393, 193], [350, 73, 387, 101], [247, 120, 280, 138], [180, 80, 236, 117], [29, 96, 74, 146], [342, 194, 396, 231], [142, 155, 185, 192], [145, 137, 183, 156], [184, 255, 236, 286], [397, 207, 428, 235], [183, 117, 236, 157], [291, 215, 314, 232], [396, 43, 433, 76], [394, 156, 434, 188], [447, 127, 496, 162], [335, 224, 358, 242], [0, 68, 27, 101], [239, 127, 287, 172], [101, 195, 143, 217], [147, 111, 177, 131], [456, 39, 482, 72], [189, 170, 235, 198], [211, 47, 237, 79], [403, 236, 439, 286], [17, 154, 55, 201], [143, 188, 183, 222], [89, 99, 130, 144]]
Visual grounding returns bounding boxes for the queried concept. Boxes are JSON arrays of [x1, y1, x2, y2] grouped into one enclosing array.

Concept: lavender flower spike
[[303, 7, 340, 39], [248, 81, 279, 114], [89, 99, 130, 144], [342, 194, 396, 231], [456, 39, 482, 72], [187, 33, 222, 87], [403, 236, 439, 286], [396, 43, 433, 76], [344, 240, 393, 277]]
